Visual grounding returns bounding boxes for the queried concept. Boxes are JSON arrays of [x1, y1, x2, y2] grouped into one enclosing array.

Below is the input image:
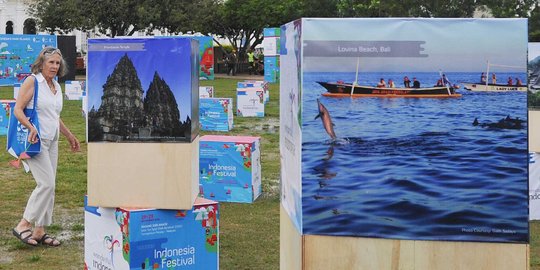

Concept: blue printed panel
[[0, 34, 57, 86], [84, 197, 219, 270], [264, 56, 280, 83], [264, 28, 281, 37], [0, 100, 12, 135], [200, 98, 233, 131], [199, 136, 261, 203]]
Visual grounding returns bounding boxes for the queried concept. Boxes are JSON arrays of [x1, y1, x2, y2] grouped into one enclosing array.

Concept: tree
[[336, 0, 477, 17], [206, 0, 302, 60], [28, 0, 84, 34], [530, 3, 540, 41], [29, 0, 200, 37]]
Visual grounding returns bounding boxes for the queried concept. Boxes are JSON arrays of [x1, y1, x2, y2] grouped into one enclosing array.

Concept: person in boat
[[388, 79, 395, 88], [507, 77, 513, 86], [412, 77, 420, 88], [491, 73, 497, 84], [376, 78, 386, 88], [480, 72, 486, 83], [435, 79, 443, 87], [515, 78, 523, 86], [403, 76, 411, 88], [442, 74, 453, 88]]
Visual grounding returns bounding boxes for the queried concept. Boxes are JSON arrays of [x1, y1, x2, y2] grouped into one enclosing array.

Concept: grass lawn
[[0, 77, 538, 269], [0, 77, 280, 270]]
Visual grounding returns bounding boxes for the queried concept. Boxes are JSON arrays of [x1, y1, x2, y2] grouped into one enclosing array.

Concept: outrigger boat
[[462, 61, 527, 92], [318, 81, 461, 98], [462, 82, 527, 92]]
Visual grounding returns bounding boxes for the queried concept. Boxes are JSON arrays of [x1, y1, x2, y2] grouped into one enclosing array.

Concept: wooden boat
[[463, 61, 528, 92], [462, 82, 527, 92], [317, 81, 461, 98]]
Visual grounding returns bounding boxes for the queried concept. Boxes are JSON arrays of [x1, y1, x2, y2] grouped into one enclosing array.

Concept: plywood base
[[280, 205, 529, 270], [88, 137, 199, 210], [280, 205, 303, 270], [531, 110, 540, 152]]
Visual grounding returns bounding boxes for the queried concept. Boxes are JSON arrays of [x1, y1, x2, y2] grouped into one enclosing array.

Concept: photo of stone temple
[[88, 54, 192, 142]]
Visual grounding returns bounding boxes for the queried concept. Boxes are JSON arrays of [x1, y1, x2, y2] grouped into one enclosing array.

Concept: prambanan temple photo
[[88, 54, 192, 142]]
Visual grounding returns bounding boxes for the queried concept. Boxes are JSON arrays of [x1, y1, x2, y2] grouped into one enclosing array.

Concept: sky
[[301, 18, 528, 73], [530, 42, 540, 62], [87, 38, 195, 121]]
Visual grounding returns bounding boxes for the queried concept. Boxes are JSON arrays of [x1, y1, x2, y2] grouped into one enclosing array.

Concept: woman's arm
[[60, 119, 80, 152], [13, 76, 39, 144]]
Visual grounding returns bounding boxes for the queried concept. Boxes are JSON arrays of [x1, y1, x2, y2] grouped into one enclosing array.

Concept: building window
[[24, 19, 37, 34], [6, 21, 14, 34]]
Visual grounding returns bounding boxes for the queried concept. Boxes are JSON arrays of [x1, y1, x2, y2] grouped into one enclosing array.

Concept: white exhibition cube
[[64, 80, 85, 100], [13, 83, 20, 99], [236, 84, 265, 117], [199, 86, 214, 98]]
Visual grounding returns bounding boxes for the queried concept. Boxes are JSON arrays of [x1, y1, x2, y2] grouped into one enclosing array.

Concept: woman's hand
[[27, 125, 39, 144], [68, 135, 80, 152]]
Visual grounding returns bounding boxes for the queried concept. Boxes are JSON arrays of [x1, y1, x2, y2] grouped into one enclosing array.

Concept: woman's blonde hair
[[31, 47, 68, 77]]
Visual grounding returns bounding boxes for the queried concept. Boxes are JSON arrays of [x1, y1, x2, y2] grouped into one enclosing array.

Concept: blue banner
[[0, 34, 57, 86]]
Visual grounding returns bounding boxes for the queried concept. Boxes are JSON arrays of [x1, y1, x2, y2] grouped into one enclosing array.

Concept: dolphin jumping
[[315, 99, 337, 140]]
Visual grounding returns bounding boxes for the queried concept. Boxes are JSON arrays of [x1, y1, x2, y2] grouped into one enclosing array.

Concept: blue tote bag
[[6, 76, 41, 159]]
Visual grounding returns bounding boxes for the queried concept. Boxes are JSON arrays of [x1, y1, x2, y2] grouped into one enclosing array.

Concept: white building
[[0, 0, 36, 34]]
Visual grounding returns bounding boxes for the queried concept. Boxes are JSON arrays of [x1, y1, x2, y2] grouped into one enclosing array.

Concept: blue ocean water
[[301, 72, 528, 243]]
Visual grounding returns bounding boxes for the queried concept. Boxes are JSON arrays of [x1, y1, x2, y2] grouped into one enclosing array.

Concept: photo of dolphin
[[315, 99, 337, 140], [473, 115, 526, 130]]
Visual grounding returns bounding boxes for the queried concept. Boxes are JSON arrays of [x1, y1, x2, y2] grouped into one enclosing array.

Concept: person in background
[[247, 49, 257, 75], [412, 77, 421, 88], [491, 73, 497, 84], [403, 76, 411, 88], [11, 47, 80, 247], [507, 77, 513, 86], [376, 78, 386, 88], [226, 50, 237, 76], [480, 72, 486, 83], [442, 74, 453, 88], [388, 79, 396, 88], [515, 78, 523, 86]]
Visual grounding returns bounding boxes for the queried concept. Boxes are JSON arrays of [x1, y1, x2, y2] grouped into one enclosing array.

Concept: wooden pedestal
[[531, 110, 540, 152], [280, 205, 529, 270], [87, 137, 199, 210]]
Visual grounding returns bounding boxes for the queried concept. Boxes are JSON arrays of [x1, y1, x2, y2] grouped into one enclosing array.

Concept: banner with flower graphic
[[199, 135, 262, 203], [84, 197, 219, 269]]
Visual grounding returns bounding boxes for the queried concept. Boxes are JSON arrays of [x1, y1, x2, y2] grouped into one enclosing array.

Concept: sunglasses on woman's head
[[43, 48, 61, 56]]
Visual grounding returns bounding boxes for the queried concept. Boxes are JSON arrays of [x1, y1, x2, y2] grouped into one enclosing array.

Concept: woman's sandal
[[12, 228, 38, 247], [36, 234, 61, 247]]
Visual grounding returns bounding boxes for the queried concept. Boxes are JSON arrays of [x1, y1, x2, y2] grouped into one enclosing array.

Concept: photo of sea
[[280, 18, 530, 243], [302, 71, 528, 242]]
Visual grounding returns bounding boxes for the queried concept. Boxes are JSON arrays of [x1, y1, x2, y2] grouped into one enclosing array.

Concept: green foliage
[[207, 0, 302, 60], [337, 0, 478, 17], [529, 91, 540, 109], [530, 3, 540, 42], [28, 0, 82, 34], [28, 255, 41, 263]]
